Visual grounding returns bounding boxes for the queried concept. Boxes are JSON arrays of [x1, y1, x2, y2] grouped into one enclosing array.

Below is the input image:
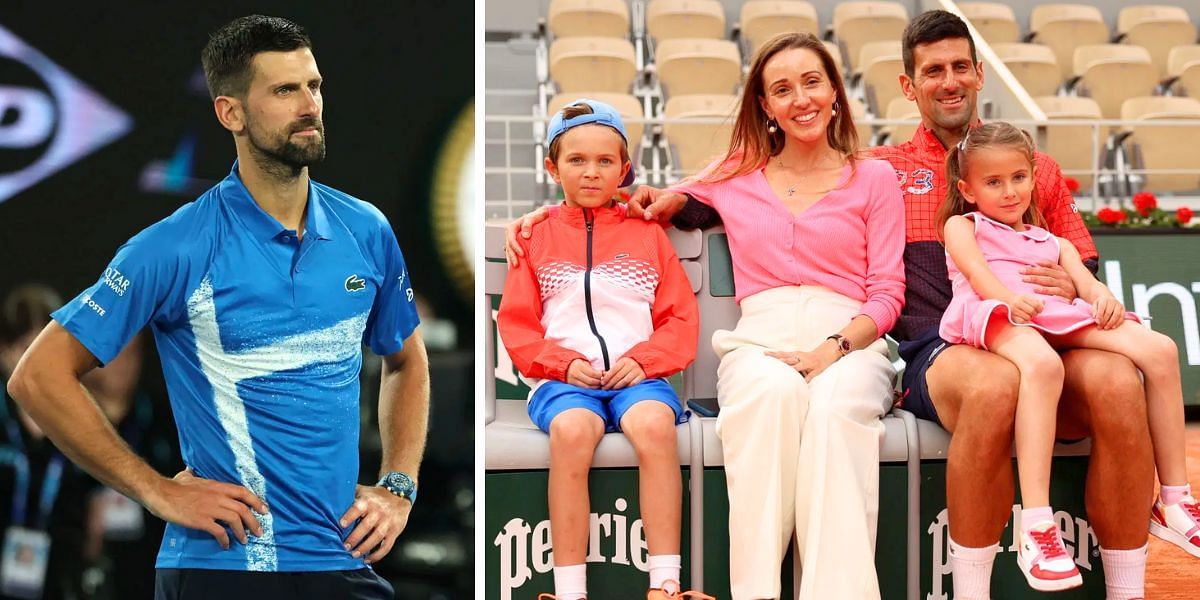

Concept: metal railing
[[485, 111, 1200, 218]]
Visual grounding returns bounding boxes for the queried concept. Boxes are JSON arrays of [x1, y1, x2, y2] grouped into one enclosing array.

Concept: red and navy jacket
[[497, 204, 699, 392]]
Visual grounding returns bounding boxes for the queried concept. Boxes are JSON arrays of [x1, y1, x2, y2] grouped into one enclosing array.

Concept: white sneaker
[[1150, 494, 1200, 558], [1016, 521, 1083, 592]]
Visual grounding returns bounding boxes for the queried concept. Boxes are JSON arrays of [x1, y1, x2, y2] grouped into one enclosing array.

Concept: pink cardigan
[[670, 158, 905, 336]]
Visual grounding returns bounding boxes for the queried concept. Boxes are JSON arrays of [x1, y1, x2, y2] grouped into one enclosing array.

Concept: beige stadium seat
[[663, 94, 739, 175], [549, 37, 637, 93], [832, 2, 909, 74], [547, 0, 630, 38], [740, 1, 819, 54], [1168, 45, 1200, 97], [882, 96, 920, 145], [647, 0, 726, 41], [1122, 96, 1200, 192], [992, 43, 1062, 97], [959, 2, 1020, 43], [1028, 4, 1110, 80], [1074, 44, 1158, 118], [824, 41, 845, 78], [858, 41, 904, 116], [846, 96, 871, 148], [1034, 96, 1104, 188], [656, 38, 742, 97], [548, 93, 646, 154], [1116, 6, 1197, 77]]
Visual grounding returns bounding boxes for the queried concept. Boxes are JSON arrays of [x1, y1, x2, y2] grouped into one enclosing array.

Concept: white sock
[[1100, 545, 1147, 600], [948, 536, 997, 600], [553, 563, 587, 600], [647, 554, 681, 590], [1020, 505, 1055, 534]]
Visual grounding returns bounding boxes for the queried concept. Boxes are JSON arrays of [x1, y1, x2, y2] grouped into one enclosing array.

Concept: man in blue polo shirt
[[5, 15, 429, 599]]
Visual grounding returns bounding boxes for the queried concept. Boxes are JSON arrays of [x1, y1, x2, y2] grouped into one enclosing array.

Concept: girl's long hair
[[936, 122, 1046, 239], [700, 32, 858, 183]]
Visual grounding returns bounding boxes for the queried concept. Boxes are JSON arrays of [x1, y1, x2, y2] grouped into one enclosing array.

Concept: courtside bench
[[483, 221, 1102, 600]]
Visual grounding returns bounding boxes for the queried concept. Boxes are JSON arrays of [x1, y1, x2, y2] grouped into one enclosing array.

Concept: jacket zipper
[[583, 208, 611, 370]]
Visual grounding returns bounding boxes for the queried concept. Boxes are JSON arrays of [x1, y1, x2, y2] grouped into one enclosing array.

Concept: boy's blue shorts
[[528, 378, 687, 433]]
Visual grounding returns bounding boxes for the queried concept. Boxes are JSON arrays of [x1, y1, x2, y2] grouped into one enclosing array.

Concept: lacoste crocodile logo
[[344, 274, 366, 292]]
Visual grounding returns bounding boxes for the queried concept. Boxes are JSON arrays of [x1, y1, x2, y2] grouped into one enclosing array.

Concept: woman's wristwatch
[[826, 334, 852, 357]]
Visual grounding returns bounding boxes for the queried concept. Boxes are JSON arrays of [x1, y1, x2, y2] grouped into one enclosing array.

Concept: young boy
[[496, 99, 708, 600]]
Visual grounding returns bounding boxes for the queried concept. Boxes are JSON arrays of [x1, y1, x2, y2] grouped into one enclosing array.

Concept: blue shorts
[[898, 327, 952, 427], [528, 379, 687, 433]]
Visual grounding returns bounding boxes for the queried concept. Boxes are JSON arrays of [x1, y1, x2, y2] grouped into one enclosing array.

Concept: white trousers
[[714, 286, 895, 600]]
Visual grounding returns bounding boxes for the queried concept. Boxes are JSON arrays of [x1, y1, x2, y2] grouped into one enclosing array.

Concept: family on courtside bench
[[500, 10, 1200, 600]]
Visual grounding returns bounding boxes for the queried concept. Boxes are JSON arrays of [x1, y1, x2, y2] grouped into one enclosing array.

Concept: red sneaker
[[1016, 522, 1083, 591], [1150, 494, 1200, 558]]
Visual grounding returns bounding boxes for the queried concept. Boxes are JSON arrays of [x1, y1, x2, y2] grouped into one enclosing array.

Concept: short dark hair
[[201, 15, 312, 100], [902, 10, 977, 77]]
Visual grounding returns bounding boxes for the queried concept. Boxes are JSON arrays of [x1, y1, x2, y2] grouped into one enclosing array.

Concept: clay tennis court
[[1146, 422, 1200, 597]]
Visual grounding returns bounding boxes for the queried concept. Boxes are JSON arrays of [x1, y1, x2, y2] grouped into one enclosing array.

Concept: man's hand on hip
[[339, 484, 413, 564], [145, 468, 268, 550]]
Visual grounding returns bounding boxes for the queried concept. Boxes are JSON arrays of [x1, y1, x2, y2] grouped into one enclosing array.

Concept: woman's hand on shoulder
[[626, 186, 687, 224]]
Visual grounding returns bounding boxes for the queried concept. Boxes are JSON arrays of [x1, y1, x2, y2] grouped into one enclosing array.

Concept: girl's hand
[[1092, 296, 1126, 330], [1008, 294, 1044, 324], [566, 359, 602, 389], [601, 357, 646, 390], [765, 343, 840, 383]]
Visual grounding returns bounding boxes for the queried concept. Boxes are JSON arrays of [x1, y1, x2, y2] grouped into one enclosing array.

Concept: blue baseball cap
[[547, 98, 636, 187]]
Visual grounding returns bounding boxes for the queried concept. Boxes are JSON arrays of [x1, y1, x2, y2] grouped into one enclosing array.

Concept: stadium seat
[[992, 42, 1062, 97], [1167, 45, 1200, 97], [824, 41, 845, 78], [547, 0, 630, 38], [656, 38, 742, 97], [1034, 96, 1104, 189], [858, 40, 905, 116], [1073, 44, 1158, 118], [831, 2, 909, 74], [548, 92, 646, 155], [739, 1, 819, 54], [846, 96, 870, 148], [1116, 5, 1197, 78], [958, 2, 1020, 43], [1028, 4, 1109, 80], [663, 94, 739, 176], [549, 36, 638, 93], [647, 0, 726, 41], [1121, 95, 1200, 192], [882, 96, 920, 145]]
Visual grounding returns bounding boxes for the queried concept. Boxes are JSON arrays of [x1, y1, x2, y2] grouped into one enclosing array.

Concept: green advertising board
[[1092, 232, 1200, 405]]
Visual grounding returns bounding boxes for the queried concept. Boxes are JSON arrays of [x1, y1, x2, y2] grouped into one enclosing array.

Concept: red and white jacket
[[497, 204, 699, 393]]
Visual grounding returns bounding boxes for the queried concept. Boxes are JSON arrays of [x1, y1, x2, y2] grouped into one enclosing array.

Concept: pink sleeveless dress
[[939, 212, 1140, 349]]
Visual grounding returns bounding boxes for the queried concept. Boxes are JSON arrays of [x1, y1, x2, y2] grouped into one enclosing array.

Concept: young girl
[[937, 122, 1199, 592]]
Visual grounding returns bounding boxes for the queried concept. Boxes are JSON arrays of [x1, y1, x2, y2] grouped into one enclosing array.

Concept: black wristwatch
[[376, 472, 417, 504], [826, 334, 852, 357]]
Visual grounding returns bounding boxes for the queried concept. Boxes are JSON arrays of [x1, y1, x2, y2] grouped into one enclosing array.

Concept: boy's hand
[[566, 359, 602, 388], [1093, 296, 1126, 329], [1008, 294, 1044, 324], [601, 357, 645, 390]]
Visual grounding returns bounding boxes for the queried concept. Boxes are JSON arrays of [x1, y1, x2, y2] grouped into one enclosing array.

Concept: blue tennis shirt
[[52, 162, 419, 572]]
